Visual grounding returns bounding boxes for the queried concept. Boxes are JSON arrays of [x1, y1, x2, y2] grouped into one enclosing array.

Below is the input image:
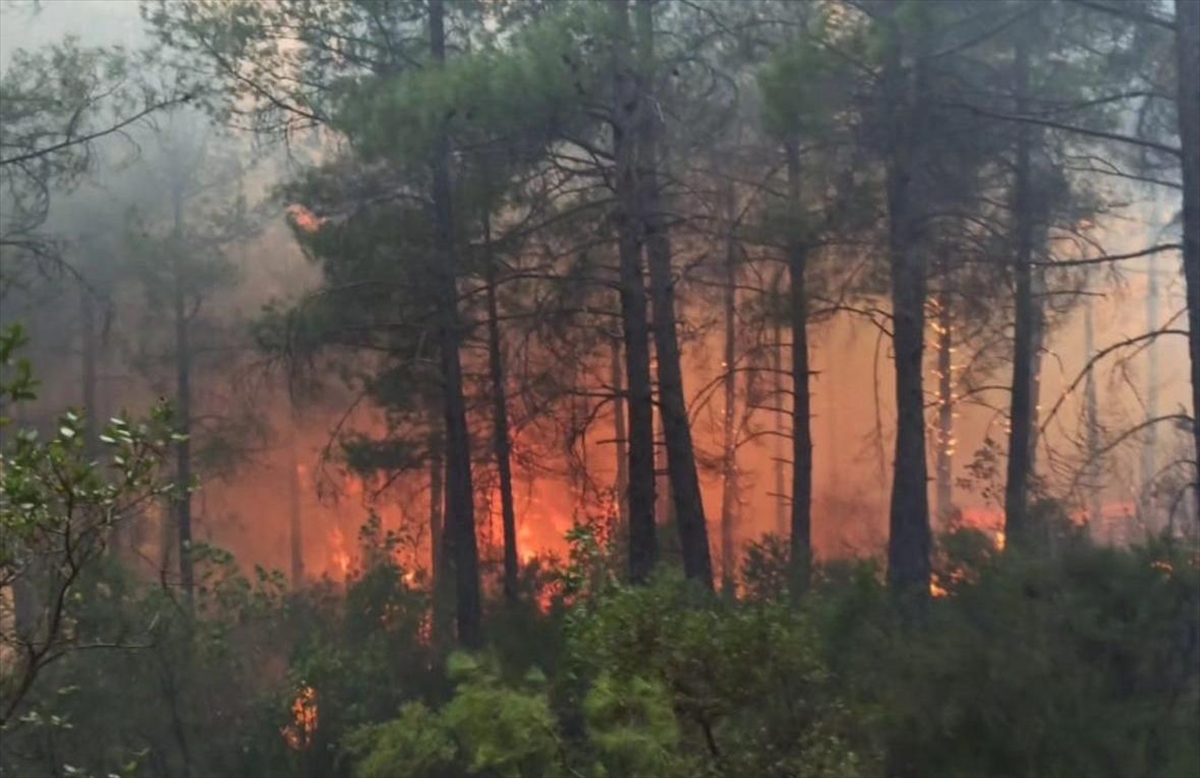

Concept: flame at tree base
[[282, 685, 318, 751]]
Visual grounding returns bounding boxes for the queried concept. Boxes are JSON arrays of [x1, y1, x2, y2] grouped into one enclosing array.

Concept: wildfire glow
[[329, 527, 352, 580], [281, 685, 318, 751], [286, 204, 326, 234], [519, 523, 536, 563]]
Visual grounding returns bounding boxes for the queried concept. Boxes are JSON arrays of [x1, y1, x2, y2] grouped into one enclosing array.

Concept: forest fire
[[6, 0, 1197, 773], [281, 685, 318, 751]]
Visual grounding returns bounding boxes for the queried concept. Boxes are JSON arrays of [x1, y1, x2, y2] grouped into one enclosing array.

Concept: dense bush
[[3, 522, 1196, 778]]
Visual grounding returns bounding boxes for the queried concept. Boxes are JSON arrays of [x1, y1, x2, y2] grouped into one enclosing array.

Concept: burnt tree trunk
[[611, 0, 657, 584], [430, 0, 481, 648], [785, 136, 813, 591], [1176, 0, 1200, 497], [882, 10, 932, 595], [483, 213, 519, 603], [1004, 34, 1036, 551], [635, 0, 713, 588]]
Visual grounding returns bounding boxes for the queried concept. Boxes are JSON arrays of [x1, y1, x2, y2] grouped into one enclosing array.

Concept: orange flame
[[281, 685, 318, 751], [286, 204, 326, 234]]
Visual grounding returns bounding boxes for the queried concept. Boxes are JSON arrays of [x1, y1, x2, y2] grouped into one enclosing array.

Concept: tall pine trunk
[[1175, 0, 1200, 499], [1143, 254, 1160, 521], [80, 285, 99, 459], [483, 213, 519, 603], [719, 174, 739, 593], [635, 0, 712, 588], [935, 287, 954, 525], [611, 337, 630, 529], [286, 432, 304, 589], [1004, 34, 1036, 551], [171, 183, 194, 602], [883, 10, 932, 595], [773, 313, 787, 537], [1084, 298, 1102, 525], [429, 443, 444, 585], [429, 437, 453, 646], [611, 0, 657, 584], [429, 0, 481, 648], [785, 137, 812, 590]]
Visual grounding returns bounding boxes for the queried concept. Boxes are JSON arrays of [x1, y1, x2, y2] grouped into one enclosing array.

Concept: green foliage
[[345, 703, 458, 778], [333, 2, 609, 173], [758, 37, 846, 138], [823, 535, 1200, 778], [1, 332, 177, 734], [0, 325, 38, 420], [441, 656, 564, 778], [346, 653, 565, 778], [6, 494, 1197, 778], [740, 533, 793, 603], [582, 673, 684, 778], [566, 573, 865, 777], [555, 519, 620, 614]]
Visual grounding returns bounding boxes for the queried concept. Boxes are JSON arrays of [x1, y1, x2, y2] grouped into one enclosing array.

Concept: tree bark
[[430, 0, 481, 648], [611, 0, 658, 584], [1004, 33, 1036, 551], [1175, 0, 1200, 500], [429, 443, 444, 585], [719, 175, 739, 593], [429, 436, 453, 645], [883, 11, 932, 595], [483, 213, 519, 603], [773, 312, 787, 537], [611, 336, 630, 529], [1084, 298, 1102, 525], [286, 438, 304, 589], [80, 285, 99, 460], [171, 182, 194, 603], [785, 137, 813, 591], [635, 0, 713, 588], [1142, 253, 1160, 521], [935, 288, 954, 526]]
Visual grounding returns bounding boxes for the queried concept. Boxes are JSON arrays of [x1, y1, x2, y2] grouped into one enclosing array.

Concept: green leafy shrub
[[345, 703, 457, 778], [345, 652, 565, 778], [566, 571, 868, 777], [582, 673, 686, 778]]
